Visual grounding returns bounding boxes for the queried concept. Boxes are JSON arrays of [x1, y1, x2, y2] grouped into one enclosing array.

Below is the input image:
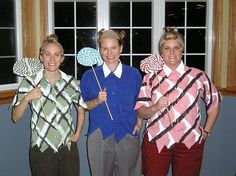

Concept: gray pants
[[87, 129, 141, 176]]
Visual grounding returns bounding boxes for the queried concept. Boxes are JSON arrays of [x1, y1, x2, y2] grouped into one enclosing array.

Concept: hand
[[200, 127, 209, 141], [132, 123, 142, 135], [25, 87, 42, 102], [70, 133, 80, 142], [152, 96, 169, 112], [97, 88, 107, 104], [202, 132, 208, 140], [158, 96, 169, 108]]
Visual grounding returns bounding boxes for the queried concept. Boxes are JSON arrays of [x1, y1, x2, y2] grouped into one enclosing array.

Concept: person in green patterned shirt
[[11, 34, 85, 176]]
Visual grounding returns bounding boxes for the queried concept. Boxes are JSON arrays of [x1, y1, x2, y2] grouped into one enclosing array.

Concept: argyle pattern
[[12, 70, 80, 152], [135, 63, 222, 153]]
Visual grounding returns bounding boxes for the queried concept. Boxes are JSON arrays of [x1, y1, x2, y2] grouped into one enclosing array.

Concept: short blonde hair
[[97, 29, 126, 47], [158, 27, 184, 54], [39, 34, 64, 56]]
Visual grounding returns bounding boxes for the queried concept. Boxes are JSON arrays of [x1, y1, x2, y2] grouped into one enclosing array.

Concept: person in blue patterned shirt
[[11, 34, 86, 176]]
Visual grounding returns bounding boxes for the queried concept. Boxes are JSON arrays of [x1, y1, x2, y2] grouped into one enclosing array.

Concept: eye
[[113, 46, 119, 50], [163, 46, 170, 51], [101, 47, 108, 51], [44, 52, 50, 57], [55, 52, 61, 57], [175, 46, 180, 50], [174, 46, 182, 52]]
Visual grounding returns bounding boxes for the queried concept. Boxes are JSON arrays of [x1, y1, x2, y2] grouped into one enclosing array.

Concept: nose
[[49, 54, 56, 61], [108, 49, 112, 55], [169, 48, 175, 54], [108, 48, 115, 55]]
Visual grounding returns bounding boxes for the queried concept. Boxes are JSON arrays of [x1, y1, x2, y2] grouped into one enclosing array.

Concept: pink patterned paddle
[[140, 55, 173, 126], [140, 54, 164, 73]]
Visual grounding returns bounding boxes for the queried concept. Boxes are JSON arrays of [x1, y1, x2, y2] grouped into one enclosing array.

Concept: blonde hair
[[97, 29, 126, 47], [39, 34, 64, 56], [158, 27, 184, 54]]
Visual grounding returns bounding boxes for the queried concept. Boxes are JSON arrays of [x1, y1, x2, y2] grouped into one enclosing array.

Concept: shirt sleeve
[[11, 78, 31, 108], [201, 72, 223, 113], [134, 73, 153, 110], [70, 78, 87, 109], [134, 69, 142, 99], [80, 71, 94, 102], [68, 78, 79, 104]]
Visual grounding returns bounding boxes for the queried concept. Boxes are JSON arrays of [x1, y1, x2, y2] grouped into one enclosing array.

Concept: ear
[[120, 45, 123, 53], [159, 52, 163, 58], [39, 54, 43, 62], [61, 55, 65, 63]]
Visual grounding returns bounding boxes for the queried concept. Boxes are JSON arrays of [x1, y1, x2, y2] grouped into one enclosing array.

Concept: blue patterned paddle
[[77, 47, 113, 120], [77, 47, 101, 66]]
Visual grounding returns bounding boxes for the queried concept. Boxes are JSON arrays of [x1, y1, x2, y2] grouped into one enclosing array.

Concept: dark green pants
[[29, 142, 80, 176]]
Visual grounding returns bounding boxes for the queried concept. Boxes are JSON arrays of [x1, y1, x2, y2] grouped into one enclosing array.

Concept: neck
[[106, 61, 119, 72], [43, 70, 61, 84]]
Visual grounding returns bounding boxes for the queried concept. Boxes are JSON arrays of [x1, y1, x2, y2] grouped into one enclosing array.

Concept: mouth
[[106, 56, 115, 61], [48, 63, 56, 66], [169, 57, 176, 60]]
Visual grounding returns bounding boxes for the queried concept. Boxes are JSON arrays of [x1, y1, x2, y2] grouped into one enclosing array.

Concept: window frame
[[47, 0, 236, 96], [0, 0, 47, 104], [0, 0, 22, 104], [0, 0, 22, 91], [1, 0, 235, 105], [47, 0, 213, 74], [163, 0, 213, 77]]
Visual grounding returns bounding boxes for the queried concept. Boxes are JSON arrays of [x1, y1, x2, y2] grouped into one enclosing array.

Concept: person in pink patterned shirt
[[135, 27, 222, 176]]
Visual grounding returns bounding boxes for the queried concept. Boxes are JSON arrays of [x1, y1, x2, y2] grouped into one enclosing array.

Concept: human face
[[160, 39, 183, 70], [99, 38, 123, 67], [40, 43, 64, 72]]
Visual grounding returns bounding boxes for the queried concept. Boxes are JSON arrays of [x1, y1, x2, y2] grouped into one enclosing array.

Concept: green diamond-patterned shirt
[[12, 69, 82, 152]]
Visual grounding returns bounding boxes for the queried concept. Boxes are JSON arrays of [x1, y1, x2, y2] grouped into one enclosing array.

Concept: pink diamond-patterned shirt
[[135, 62, 222, 153]]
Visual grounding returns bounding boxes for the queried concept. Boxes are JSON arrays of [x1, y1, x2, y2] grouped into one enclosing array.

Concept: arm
[[202, 105, 220, 139], [12, 97, 29, 123], [12, 87, 42, 123], [70, 106, 85, 142], [85, 88, 107, 110], [201, 73, 222, 139], [137, 96, 169, 119]]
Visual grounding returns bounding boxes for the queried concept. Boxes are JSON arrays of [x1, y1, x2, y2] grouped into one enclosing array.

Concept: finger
[[163, 97, 168, 101], [132, 128, 137, 135], [103, 87, 106, 92], [133, 127, 140, 135]]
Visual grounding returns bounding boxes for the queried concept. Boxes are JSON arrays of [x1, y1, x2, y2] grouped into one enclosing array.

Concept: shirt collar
[[34, 69, 69, 84], [163, 61, 185, 77], [34, 69, 44, 84], [103, 61, 122, 78]]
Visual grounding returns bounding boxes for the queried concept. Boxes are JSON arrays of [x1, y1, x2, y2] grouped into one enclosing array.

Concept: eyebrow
[[43, 51, 62, 54]]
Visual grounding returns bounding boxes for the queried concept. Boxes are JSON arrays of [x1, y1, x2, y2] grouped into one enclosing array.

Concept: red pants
[[142, 133, 204, 176]]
